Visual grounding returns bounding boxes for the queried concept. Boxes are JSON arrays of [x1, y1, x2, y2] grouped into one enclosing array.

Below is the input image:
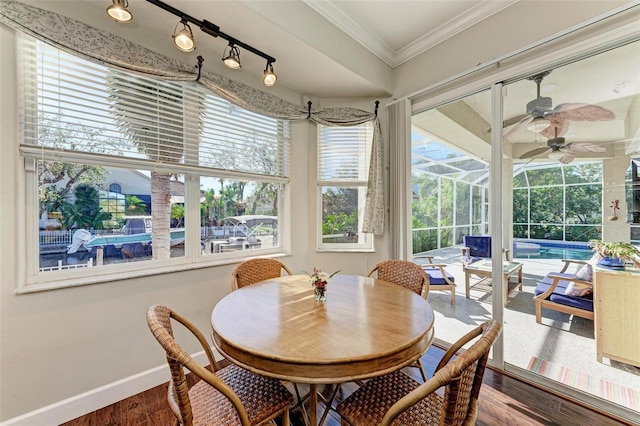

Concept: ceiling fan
[[519, 135, 607, 164], [502, 70, 616, 139]]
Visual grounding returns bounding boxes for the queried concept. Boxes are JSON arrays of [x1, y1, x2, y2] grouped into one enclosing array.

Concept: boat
[[67, 216, 185, 254], [222, 215, 277, 238]]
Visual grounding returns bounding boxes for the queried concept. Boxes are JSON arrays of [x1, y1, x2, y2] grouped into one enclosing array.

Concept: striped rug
[[527, 357, 639, 411]]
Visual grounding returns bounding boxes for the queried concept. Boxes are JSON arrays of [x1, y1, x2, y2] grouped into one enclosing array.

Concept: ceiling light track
[[107, 0, 277, 86]]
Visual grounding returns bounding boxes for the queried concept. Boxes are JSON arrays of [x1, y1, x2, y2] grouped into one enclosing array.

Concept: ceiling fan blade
[[519, 146, 550, 159], [504, 113, 530, 128], [558, 153, 575, 164], [553, 103, 616, 121], [504, 115, 533, 139], [564, 142, 607, 153], [540, 114, 567, 139], [486, 113, 531, 133]]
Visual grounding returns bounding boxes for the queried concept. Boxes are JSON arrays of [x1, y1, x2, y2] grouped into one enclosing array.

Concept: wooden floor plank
[[60, 346, 632, 426]]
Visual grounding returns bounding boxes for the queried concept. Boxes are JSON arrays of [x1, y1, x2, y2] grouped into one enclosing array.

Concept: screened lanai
[[407, 38, 640, 423]]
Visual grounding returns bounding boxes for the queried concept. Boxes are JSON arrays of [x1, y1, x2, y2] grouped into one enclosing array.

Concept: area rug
[[527, 357, 639, 411]]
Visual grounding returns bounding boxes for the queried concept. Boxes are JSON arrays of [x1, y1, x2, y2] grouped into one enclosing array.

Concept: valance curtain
[[0, 0, 384, 234]]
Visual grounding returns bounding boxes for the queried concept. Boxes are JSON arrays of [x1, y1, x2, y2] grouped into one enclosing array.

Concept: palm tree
[[107, 71, 204, 259]]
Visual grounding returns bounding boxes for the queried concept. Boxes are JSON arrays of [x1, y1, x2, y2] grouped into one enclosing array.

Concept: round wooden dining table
[[211, 273, 435, 425]]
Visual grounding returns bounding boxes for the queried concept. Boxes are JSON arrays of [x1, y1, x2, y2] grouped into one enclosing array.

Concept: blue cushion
[[423, 267, 455, 286], [534, 273, 594, 312]]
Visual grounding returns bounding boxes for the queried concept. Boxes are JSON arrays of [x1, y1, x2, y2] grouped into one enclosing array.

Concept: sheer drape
[[0, 0, 384, 234]]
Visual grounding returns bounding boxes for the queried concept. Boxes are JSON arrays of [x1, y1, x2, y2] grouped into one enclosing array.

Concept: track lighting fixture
[[172, 19, 195, 52], [263, 62, 277, 87], [222, 44, 242, 70], [107, 0, 277, 86], [106, 0, 133, 23]]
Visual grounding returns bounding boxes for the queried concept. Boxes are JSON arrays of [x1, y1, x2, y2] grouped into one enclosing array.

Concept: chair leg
[[450, 286, 455, 305], [535, 300, 542, 323], [416, 358, 427, 382], [281, 407, 290, 426]]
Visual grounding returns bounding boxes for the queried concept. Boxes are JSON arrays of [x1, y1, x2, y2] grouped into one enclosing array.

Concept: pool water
[[514, 241, 594, 260]]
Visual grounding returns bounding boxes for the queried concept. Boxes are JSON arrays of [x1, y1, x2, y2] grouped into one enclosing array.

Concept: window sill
[[316, 248, 375, 253], [17, 251, 290, 294]]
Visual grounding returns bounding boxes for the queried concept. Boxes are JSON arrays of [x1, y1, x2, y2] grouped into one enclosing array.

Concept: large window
[[317, 123, 373, 251], [20, 35, 289, 289]]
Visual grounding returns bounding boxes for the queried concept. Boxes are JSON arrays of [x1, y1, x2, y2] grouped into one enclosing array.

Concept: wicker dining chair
[[146, 304, 293, 426], [231, 258, 292, 290], [336, 320, 502, 426], [367, 259, 431, 381], [367, 259, 430, 300]]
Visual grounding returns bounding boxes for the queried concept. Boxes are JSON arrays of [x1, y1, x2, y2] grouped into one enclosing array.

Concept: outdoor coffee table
[[464, 260, 523, 306]]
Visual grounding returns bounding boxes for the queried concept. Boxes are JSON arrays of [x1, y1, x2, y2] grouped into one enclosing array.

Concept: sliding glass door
[[410, 39, 640, 422]]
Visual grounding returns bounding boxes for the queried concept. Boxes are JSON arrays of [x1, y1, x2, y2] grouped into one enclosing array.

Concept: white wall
[[0, 23, 389, 423]]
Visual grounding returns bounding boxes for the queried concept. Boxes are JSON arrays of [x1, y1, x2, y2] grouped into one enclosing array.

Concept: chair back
[[464, 235, 492, 258], [382, 320, 502, 426], [146, 305, 250, 426], [231, 258, 292, 290], [367, 260, 430, 299]]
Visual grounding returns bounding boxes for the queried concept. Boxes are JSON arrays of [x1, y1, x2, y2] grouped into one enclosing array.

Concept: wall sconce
[[106, 0, 133, 23], [222, 44, 242, 70], [172, 19, 195, 52]]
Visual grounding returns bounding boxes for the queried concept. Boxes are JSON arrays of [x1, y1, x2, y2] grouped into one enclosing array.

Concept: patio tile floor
[[419, 247, 640, 412]]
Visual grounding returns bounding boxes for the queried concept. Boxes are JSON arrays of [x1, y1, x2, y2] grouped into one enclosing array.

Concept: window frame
[[316, 122, 374, 252], [17, 35, 291, 293]]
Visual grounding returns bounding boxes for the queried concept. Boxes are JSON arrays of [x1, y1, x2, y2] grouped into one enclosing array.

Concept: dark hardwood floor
[[61, 346, 633, 426]]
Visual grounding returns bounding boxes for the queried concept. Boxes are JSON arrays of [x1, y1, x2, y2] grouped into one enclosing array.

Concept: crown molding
[[303, 0, 519, 68]]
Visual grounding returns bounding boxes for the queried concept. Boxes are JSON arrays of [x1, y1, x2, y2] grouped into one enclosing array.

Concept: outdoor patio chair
[[367, 260, 430, 381], [461, 235, 511, 265], [414, 255, 456, 305], [146, 304, 293, 426], [231, 258, 292, 290], [533, 259, 594, 323], [336, 320, 502, 426]]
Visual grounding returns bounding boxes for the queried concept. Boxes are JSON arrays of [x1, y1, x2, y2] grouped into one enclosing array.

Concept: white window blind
[[318, 123, 373, 183], [18, 35, 290, 179]]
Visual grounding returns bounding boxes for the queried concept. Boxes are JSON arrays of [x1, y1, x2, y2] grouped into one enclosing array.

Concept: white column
[[602, 156, 630, 242]]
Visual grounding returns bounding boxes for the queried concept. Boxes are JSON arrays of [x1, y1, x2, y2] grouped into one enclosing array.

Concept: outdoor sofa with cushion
[[533, 259, 595, 323]]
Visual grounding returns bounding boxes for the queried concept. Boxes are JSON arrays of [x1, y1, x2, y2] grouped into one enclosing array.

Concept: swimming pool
[[513, 240, 593, 260]]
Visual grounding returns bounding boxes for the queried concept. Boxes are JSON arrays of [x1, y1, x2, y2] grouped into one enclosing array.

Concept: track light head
[[106, 0, 133, 23], [222, 44, 242, 70], [173, 19, 195, 52], [263, 62, 277, 87]]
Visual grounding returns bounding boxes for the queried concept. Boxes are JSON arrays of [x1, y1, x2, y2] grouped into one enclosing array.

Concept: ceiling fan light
[[106, 0, 133, 23], [173, 20, 195, 52], [527, 117, 551, 133], [263, 63, 277, 87], [548, 151, 565, 161]]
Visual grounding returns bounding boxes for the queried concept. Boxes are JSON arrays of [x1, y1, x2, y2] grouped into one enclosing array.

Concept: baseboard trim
[[1, 351, 209, 426]]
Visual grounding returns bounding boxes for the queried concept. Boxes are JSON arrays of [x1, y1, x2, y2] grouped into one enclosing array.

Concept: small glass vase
[[314, 284, 327, 302]]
